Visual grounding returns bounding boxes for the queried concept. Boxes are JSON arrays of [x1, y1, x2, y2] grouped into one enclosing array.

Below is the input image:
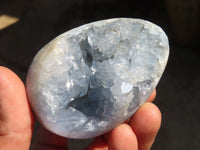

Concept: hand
[[0, 66, 161, 150]]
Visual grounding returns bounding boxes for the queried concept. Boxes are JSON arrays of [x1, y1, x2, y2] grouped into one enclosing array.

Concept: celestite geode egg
[[26, 18, 169, 139]]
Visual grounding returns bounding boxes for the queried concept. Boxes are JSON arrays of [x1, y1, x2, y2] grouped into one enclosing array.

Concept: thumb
[[0, 66, 34, 150]]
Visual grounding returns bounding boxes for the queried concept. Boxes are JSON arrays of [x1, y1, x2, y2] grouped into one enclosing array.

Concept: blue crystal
[[26, 18, 169, 139]]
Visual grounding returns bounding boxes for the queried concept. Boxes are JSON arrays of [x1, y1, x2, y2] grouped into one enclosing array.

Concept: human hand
[[0, 66, 161, 150]]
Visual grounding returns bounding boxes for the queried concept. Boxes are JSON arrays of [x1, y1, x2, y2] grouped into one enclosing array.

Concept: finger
[[124, 89, 156, 124], [32, 126, 68, 150], [129, 102, 161, 150], [85, 136, 108, 150], [146, 89, 156, 102], [106, 124, 138, 150], [0, 66, 34, 150]]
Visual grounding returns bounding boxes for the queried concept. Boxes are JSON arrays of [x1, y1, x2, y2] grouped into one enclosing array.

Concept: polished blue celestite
[[26, 18, 169, 139]]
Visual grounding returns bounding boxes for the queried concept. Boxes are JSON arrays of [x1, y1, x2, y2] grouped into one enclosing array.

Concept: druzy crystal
[[26, 18, 169, 139]]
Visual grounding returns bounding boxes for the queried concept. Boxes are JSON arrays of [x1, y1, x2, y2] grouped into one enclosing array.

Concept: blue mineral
[[26, 18, 169, 139]]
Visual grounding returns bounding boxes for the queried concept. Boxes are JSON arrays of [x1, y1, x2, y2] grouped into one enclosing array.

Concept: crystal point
[[26, 18, 169, 139]]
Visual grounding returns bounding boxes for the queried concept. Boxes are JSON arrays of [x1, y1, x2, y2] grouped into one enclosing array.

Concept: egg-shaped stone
[[26, 18, 169, 139]]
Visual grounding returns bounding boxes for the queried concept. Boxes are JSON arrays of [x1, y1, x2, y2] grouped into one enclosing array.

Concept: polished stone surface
[[26, 18, 169, 139]]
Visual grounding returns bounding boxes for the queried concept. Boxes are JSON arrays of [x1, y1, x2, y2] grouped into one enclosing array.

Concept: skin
[[0, 66, 161, 150]]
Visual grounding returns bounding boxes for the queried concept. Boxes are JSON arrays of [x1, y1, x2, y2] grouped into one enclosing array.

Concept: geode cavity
[[26, 18, 169, 139]]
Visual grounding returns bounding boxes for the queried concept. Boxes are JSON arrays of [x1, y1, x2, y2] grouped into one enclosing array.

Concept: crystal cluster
[[26, 18, 169, 139]]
